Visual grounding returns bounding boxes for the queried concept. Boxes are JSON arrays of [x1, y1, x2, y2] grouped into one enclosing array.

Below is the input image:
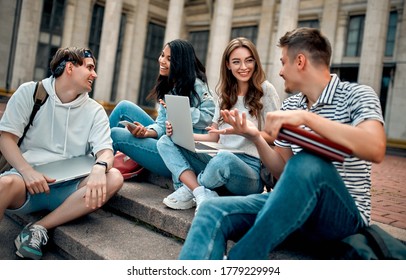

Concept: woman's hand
[[219, 109, 261, 141], [165, 121, 173, 136], [128, 121, 150, 138], [159, 99, 167, 109], [206, 125, 232, 135]]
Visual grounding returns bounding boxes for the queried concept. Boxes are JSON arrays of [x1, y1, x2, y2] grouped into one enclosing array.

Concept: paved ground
[[371, 152, 406, 229], [0, 98, 405, 231]]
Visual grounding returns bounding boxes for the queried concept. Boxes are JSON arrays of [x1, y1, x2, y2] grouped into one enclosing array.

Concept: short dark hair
[[278, 27, 332, 66], [50, 47, 96, 78]]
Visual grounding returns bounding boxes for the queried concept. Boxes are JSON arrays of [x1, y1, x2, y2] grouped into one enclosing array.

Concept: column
[[115, 10, 136, 102], [332, 11, 348, 64], [93, 0, 123, 101], [61, 0, 75, 47], [126, 0, 150, 104], [11, 0, 43, 89], [269, 0, 299, 101], [358, 0, 390, 94], [320, 0, 340, 51], [206, 0, 234, 91], [70, 0, 93, 46], [386, 3, 406, 140], [164, 0, 185, 44], [256, 0, 276, 73]]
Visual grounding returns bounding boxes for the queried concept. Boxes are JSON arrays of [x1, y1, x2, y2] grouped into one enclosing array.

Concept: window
[[111, 13, 126, 102], [189, 30, 209, 66], [138, 23, 165, 108], [89, 4, 104, 60], [88, 4, 104, 97], [379, 65, 395, 117], [34, 0, 66, 81], [331, 66, 358, 83], [231, 26, 258, 44], [298, 19, 319, 29], [385, 11, 398, 57], [345, 15, 365, 57]]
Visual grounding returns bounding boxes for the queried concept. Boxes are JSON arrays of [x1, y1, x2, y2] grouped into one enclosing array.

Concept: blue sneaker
[[14, 223, 48, 260]]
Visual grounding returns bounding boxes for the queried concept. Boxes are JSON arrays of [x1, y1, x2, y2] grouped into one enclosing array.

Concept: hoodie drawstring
[[51, 97, 71, 156], [63, 107, 71, 156], [51, 97, 56, 144]]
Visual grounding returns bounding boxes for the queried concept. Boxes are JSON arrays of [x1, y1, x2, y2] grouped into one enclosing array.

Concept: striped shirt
[[274, 74, 384, 225]]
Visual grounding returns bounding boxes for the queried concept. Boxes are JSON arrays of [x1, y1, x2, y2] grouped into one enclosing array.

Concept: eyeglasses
[[231, 58, 256, 68]]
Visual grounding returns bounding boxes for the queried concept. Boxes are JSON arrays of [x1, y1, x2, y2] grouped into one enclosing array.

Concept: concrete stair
[[4, 172, 405, 260]]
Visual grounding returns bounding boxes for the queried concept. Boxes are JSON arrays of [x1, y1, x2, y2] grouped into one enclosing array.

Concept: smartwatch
[[95, 161, 108, 173]]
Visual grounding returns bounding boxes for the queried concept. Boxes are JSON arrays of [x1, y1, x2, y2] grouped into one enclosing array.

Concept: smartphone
[[119, 120, 137, 129]]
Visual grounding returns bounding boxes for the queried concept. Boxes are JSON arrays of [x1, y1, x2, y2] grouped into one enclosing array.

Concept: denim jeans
[[178, 151, 365, 259], [109, 100, 172, 178], [157, 135, 262, 194]]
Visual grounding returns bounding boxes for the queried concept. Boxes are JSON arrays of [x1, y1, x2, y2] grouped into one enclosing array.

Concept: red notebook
[[277, 125, 352, 162]]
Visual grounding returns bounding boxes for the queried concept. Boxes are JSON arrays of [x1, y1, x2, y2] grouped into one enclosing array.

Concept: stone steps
[[3, 174, 315, 260]]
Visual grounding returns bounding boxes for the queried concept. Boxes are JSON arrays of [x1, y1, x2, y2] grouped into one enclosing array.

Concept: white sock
[[193, 186, 205, 196]]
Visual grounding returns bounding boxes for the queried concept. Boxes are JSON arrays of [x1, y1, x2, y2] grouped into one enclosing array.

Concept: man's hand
[[84, 165, 107, 209], [263, 110, 307, 138], [21, 168, 55, 195]]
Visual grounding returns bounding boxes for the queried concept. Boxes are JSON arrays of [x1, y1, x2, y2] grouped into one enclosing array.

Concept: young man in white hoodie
[[0, 47, 123, 259]]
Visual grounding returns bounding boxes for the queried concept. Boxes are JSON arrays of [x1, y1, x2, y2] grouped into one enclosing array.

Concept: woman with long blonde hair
[[157, 37, 280, 212]]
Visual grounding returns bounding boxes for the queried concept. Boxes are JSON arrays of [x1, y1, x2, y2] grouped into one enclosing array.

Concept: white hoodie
[[0, 76, 112, 166]]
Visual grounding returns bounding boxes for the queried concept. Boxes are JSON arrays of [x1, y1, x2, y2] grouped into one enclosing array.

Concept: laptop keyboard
[[195, 142, 218, 151]]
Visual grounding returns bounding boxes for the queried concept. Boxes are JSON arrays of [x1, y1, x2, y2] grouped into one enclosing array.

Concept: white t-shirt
[[212, 80, 280, 158]]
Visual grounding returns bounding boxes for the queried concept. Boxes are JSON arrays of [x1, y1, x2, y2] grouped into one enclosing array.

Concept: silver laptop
[[165, 94, 244, 154], [33, 155, 95, 185]]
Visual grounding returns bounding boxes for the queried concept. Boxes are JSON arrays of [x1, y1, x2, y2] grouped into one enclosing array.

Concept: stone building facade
[[0, 0, 405, 146]]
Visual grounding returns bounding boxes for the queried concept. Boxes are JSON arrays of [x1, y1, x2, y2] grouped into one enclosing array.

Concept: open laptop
[[33, 155, 95, 185], [165, 94, 244, 154], [277, 125, 352, 162]]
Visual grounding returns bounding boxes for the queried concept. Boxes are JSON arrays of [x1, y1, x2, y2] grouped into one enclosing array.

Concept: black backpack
[[329, 224, 406, 260]]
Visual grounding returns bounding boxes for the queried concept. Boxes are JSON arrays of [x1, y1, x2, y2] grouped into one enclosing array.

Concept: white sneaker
[[193, 186, 219, 214], [163, 185, 196, 210]]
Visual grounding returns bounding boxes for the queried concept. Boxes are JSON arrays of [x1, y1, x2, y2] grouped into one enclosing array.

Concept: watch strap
[[95, 161, 108, 172]]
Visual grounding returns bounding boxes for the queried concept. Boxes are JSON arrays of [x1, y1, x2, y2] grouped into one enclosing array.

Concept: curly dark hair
[[147, 39, 207, 106]]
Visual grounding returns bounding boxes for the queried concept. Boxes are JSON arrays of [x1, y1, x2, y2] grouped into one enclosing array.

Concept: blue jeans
[[179, 151, 365, 259], [109, 100, 172, 178], [157, 135, 262, 194], [3, 169, 81, 215]]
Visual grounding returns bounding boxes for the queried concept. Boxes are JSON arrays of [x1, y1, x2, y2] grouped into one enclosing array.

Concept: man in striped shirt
[[178, 27, 386, 260]]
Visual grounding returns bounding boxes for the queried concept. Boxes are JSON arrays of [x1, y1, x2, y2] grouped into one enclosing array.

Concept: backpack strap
[[33, 80, 48, 106], [17, 81, 49, 146]]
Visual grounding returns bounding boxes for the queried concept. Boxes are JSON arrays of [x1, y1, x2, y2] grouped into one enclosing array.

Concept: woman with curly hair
[[157, 37, 280, 212]]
